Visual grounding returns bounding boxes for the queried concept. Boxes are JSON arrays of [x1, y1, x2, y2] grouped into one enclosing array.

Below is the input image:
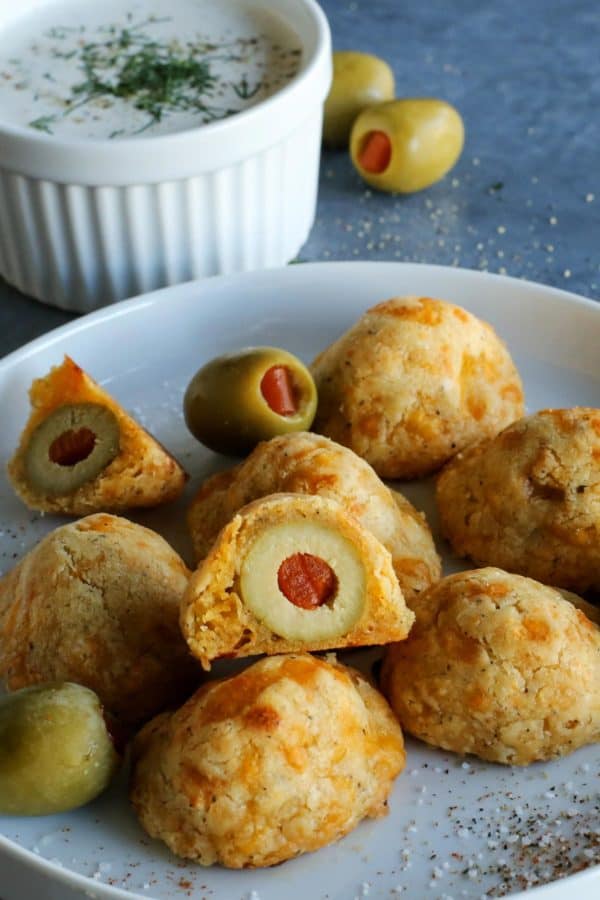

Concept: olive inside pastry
[[130, 653, 406, 868], [311, 295, 524, 479], [187, 431, 440, 603], [381, 567, 600, 765], [7, 355, 187, 515], [181, 493, 414, 669]]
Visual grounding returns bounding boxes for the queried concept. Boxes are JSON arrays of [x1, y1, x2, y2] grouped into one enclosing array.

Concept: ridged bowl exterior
[[0, 111, 322, 312]]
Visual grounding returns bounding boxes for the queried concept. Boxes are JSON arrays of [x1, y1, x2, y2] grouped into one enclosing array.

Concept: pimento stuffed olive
[[180, 493, 414, 670], [350, 98, 464, 193], [183, 347, 317, 455]]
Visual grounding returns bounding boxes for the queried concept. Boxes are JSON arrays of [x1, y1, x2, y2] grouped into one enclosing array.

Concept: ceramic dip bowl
[[0, 0, 332, 311]]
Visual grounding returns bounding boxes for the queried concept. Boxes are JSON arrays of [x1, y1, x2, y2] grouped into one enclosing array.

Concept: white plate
[[0, 262, 598, 900]]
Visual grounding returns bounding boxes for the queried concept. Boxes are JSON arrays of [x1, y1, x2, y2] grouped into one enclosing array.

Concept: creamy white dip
[[0, 0, 302, 139]]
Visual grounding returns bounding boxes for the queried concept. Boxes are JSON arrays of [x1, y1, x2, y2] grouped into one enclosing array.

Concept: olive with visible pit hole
[[183, 347, 318, 455], [0, 682, 121, 816], [24, 403, 120, 495]]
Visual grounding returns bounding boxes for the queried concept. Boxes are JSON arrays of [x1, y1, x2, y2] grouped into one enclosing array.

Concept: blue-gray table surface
[[1, 0, 599, 357]]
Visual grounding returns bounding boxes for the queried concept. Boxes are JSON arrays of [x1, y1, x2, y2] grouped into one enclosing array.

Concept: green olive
[[323, 51, 395, 148], [183, 347, 317, 455], [0, 682, 121, 816], [350, 98, 465, 193], [24, 403, 120, 496]]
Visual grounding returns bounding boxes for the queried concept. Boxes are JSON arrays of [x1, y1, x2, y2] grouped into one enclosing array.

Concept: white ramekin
[[0, 0, 331, 312]]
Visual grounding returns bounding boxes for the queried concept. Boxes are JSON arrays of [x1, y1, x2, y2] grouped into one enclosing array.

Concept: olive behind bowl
[[323, 51, 395, 148], [0, 682, 121, 816]]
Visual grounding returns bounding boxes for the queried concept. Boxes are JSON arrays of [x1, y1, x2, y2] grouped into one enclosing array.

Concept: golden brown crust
[[0, 513, 199, 726], [436, 408, 600, 592], [7, 356, 187, 515], [381, 567, 600, 765], [181, 493, 415, 669], [130, 653, 405, 868], [310, 296, 524, 479], [187, 432, 440, 602]]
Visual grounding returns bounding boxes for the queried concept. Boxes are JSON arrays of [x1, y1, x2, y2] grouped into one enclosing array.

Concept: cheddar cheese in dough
[[381, 567, 600, 765], [181, 493, 414, 669], [130, 653, 406, 868], [0, 513, 198, 727], [7, 355, 187, 515], [437, 407, 600, 593], [187, 431, 441, 603], [311, 296, 524, 479]]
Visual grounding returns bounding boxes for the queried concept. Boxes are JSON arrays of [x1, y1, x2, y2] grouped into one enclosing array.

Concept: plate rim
[[1, 260, 599, 377]]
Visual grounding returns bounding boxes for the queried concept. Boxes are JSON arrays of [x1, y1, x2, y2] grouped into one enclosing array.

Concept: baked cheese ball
[[437, 408, 600, 592], [181, 493, 414, 670], [0, 514, 198, 727], [311, 296, 524, 478], [187, 432, 441, 603], [381, 568, 600, 765], [130, 653, 406, 868], [7, 355, 187, 515]]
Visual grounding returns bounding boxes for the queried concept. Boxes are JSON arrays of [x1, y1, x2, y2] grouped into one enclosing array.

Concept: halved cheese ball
[[187, 432, 440, 603], [311, 296, 524, 479], [180, 493, 414, 669], [0, 514, 198, 727], [437, 408, 600, 592], [7, 355, 187, 515], [381, 568, 600, 765], [130, 653, 405, 868]]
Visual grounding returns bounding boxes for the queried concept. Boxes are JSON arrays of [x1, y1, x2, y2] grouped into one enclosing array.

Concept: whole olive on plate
[[350, 98, 464, 193], [0, 682, 121, 816], [323, 51, 395, 148], [183, 347, 318, 455]]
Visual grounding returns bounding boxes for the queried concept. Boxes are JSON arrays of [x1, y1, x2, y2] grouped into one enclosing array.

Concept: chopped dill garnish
[[233, 74, 261, 100], [22, 13, 301, 137], [71, 41, 224, 131], [29, 114, 57, 133]]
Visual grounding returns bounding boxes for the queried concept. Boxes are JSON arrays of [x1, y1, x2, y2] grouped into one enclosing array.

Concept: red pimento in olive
[[358, 130, 392, 173], [278, 553, 338, 609], [260, 366, 297, 416]]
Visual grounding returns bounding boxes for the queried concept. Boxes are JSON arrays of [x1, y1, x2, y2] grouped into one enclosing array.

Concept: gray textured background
[[1, 0, 599, 355]]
